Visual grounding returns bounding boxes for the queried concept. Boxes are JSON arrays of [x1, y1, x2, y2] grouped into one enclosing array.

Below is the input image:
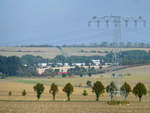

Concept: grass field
[[0, 65, 150, 113], [1, 47, 150, 58]]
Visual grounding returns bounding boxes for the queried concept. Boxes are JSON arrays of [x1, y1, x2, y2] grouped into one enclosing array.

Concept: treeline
[[0, 56, 22, 76], [18, 42, 150, 48], [0, 56, 39, 77], [104, 50, 150, 65], [41, 66, 104, 77], [8, 81, 148, 102], [21, 55, 50, 66], [52, 50, 150, 66]]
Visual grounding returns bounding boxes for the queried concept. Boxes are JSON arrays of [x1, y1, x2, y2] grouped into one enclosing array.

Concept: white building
[[38, 63, 48, 68], [92, 60, 101, 66], [72, 63, 85, 66], [57, 63, 63, 66], [64, 63, 69, 66]]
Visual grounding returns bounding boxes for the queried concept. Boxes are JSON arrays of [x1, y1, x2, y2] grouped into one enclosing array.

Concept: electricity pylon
[[88, 16, 146, 101]]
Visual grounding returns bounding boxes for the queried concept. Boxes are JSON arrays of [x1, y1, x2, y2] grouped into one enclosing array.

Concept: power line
[[88, 15, 146, 102]]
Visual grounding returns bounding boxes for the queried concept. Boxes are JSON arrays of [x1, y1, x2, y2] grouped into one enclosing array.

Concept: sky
[[0, 0, 150, 46]]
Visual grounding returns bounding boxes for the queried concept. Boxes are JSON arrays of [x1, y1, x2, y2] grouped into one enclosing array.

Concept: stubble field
[[0, 65, 150, 113], [1, 47, 150, 58]]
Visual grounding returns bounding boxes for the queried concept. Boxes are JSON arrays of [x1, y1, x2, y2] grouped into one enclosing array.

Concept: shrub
[[22, 89, 27, 96], [88, 73, 92, 77], [8, 91, 12, 96], [82, 90, 88, 96], [86, 80, 92, 87], [62, 73, 67, 78], [80, 73, 83, 77], [78, 83, 82, 87]]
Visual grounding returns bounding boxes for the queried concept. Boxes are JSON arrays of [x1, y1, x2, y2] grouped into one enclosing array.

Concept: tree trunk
[[111, 95, 113, 100], [96, 95, 99, 101], [53, 95, 55, 101], [124, 95, 127, 101], [139, 96, 142, 102], [68, 96, 70, 101]]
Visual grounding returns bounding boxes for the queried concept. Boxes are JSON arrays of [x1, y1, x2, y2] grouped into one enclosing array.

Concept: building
[[38, 63, 48, 68], [72, 63, 85, 66], [92, 60, 101, 66]]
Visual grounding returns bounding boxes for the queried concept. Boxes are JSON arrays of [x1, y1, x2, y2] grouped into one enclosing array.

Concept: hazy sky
[[0, 0, 150, 46]]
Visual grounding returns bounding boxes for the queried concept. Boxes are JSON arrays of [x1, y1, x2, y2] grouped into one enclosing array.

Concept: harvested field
[[0, 65, 150, 113], [0, 101, 150, 113], [62, 47, 150, 57], [0, 47, 150, 58], [0, 47, 61, 58]]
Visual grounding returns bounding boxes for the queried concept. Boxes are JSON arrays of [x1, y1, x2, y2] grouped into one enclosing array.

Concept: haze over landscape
[[1, 1, 150, 113], [0, 0, 150, 46]]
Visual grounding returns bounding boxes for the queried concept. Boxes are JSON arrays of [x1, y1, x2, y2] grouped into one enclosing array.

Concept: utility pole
[[88, 16, 146, 101]]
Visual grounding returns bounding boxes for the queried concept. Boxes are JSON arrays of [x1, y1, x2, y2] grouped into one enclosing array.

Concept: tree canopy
[[49, 83, 58, 101], [63, 83, 74, 101], [121, 82, 131, 100], [133, 82, 147, 102], [106, 82, 117, 100], [33, 83, 45, 100], [92, 81, 105, 101]]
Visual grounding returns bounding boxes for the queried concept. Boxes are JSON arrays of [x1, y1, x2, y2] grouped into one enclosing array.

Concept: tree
[[80, 73, 83, 77], [92, 81, 104, 101], [33, 83, 45, 100], [0, 73, 6, 79], [82, 90, 88, 96], [22, 89, 27, 96], [120, 82, 131, 100], [42, 69, 57, 77], [21, 55, 49, 66], [88, 72, 92, 77], [106, 82, 117, 100], [0, 56, 22, 76], [133, 82, 147, 102], [63, 83, 74, 101], [100, 41, 108, 47], [62, 73, 67, 78], [49, 83, 58, 101], [8, 91, 12, 96], [86, 80, 92, 87]]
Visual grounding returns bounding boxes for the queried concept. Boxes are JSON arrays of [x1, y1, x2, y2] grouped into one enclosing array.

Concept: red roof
[[57, 72, 67, 75]]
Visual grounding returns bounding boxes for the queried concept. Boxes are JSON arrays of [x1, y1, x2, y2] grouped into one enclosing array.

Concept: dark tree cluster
[[21, 55, 50, 66], [0, 55, 41, 77], [104, 50, 150, 65], [0, 56, 22, 76], [67, 66, 103, 77]]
